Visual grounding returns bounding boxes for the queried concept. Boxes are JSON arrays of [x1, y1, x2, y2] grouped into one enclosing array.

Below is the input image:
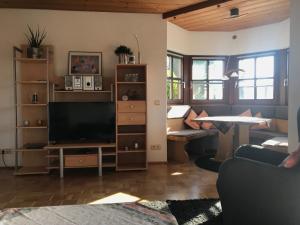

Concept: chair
[[217, 107, 300, 225]]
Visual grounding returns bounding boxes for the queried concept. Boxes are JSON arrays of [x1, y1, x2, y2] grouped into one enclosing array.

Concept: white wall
[[167, 19, 290, 55], [0, 9, 167, 166], [289, 0, 300, 152]]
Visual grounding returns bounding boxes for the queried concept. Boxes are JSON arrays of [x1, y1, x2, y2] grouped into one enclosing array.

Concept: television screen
[[49, 102, 115, 143]]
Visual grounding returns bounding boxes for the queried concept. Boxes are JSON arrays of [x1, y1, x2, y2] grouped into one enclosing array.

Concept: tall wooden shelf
[[13, 45, 54, 175], [115, 64, 148, 171]]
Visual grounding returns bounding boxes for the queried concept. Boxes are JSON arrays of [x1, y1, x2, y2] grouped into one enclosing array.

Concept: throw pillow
[[251, 112, 269, 130], [280, 147, 300, 168], [239, 109, 252, 117], [198, 110, 214, 130], [184, 110, 200, 130]]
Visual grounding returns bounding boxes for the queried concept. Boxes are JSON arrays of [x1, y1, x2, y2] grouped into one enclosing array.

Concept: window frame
[[167, 52, 184, 104], [190, 57, 227, 104], [235, 52, 279, 105]]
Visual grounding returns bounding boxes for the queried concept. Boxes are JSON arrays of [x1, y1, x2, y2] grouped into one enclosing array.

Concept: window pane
[[172, 57, 182, 78], [192, 81, 207, 100], [172, 80, 182, 100], [209, 60, 224, 80], [239, 58, 255, 79], [192, 60, 207, 80], [209, 82, 223, 100], [256, 79, 273, 99], [167, 56, 171, 78], [167, 79, 171, 99], [239, 80, 254, 99], [256, 56, 274, 78]]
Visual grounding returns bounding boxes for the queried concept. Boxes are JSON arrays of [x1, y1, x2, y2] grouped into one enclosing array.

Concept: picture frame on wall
[[68, 51, 102, 75]]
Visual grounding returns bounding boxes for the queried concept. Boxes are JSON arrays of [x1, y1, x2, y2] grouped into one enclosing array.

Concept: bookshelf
[[115, 64, 148, 171], [13, 45, 54, 175]]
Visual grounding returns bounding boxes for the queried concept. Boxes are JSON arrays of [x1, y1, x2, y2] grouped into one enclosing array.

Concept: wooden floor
[[0, 162, 218, 210]]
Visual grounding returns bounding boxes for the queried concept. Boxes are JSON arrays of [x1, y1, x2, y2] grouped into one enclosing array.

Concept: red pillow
[[251, 112, 269, 130], [184, 110, 200, 130], [239, 109, 252, 117], [198, 110, 214, 130], [280, 148, 300, 168]]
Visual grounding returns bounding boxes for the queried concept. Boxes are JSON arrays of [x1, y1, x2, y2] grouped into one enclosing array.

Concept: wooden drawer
[[117, 101, 146, 113], [117, 113, 146, 125], [64, 154, 98, 168]]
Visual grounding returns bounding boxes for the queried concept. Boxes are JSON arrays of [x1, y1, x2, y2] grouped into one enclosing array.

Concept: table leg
[[98, 147, 102, 176], [215, 127, 234, 161], [59, 148, 64, 178], [238, 124, 250, 145]]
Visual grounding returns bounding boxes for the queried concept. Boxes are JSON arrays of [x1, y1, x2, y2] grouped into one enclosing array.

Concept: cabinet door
[[117, 101, 146, 113], [117, 113, 146, 125]]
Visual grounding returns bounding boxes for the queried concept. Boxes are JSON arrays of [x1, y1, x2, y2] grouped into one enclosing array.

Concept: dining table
[[194, 116, 272, 161]]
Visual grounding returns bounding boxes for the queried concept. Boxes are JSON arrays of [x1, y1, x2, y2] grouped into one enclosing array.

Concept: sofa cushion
[[184, 110, 200, 129], [167, 129, 217, 142], [262, 137, 288, 153], [250, 130, 287, 140]]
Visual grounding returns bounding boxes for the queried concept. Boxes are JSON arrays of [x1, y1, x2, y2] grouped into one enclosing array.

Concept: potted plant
[[114, 45, 133, 64], [25, 25, 47, 58]]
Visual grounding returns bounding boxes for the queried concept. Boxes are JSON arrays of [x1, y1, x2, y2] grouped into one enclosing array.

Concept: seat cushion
[[167, 129, 216, 142], [250, 129, 287, 140], [262, 137, 288, 153]]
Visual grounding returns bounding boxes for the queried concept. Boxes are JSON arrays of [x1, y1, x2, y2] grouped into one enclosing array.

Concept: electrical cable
[[1, 150, 7, 167]]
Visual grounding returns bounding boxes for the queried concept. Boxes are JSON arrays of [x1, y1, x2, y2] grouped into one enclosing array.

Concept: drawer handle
[[79, 159, 83, 163], [130, 117, 134, 121], [129, 105, 135, 109]]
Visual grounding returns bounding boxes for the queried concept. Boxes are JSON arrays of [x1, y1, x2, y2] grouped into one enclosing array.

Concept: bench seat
[[250, 129, 287, 140], [262, 136, 289, 153]]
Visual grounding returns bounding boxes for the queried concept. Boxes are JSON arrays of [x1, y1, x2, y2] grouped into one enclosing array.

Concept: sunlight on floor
[[89, 192, 141, 204], [171, 172, 183, 176]]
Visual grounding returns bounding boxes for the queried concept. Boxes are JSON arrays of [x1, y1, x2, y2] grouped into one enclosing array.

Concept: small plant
[[114, 45, 133, 56], [25, 25, 47, 48]]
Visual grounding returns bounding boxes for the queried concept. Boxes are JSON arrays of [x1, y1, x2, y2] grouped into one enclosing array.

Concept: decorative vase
[[32, 47, 39, 58], [119, 54, 128, 64]]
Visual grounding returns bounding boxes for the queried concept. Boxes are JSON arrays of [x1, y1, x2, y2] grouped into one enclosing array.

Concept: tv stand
[[45, 143, 116, 178]]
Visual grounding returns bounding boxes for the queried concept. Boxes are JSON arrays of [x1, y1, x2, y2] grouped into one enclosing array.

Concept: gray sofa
[[217, 145, 300, 225]]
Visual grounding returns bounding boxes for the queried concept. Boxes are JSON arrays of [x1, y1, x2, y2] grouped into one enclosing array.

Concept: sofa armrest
[[235, 144, 288, 166], [217, 158, 300, 225]]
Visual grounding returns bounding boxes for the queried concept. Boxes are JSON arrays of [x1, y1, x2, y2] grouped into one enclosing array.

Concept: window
[[191, 59, 224, 101], [238, 55, 275, 100], [167, 54, 183, 102]]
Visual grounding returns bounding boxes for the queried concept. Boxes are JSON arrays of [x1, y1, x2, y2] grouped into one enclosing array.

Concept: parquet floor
[[0, 162, 218, 210]]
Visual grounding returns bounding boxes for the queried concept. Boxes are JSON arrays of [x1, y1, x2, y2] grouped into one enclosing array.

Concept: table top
[[194, 116, 272, 125]]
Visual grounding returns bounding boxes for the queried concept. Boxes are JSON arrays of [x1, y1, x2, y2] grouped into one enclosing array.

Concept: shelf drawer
[[117, 101, 146, 113], [64, 154, 98, 168], [117, 113, 146, 125]]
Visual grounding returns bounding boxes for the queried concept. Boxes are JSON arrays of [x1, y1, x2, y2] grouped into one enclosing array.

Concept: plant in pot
[[25, 25, 47, 58], [114, 45, 133, 64]]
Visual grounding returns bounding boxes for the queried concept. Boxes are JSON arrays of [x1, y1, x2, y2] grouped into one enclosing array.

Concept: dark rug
[[141, 199, 222, 225], [194, 155, 221, 173]]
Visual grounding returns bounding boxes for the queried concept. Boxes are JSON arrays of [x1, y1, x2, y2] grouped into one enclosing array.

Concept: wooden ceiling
[[168, 0, 290, 31], [0, 0, 290, 31]]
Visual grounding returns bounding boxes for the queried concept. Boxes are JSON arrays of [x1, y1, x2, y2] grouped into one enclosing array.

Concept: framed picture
[[68, 51, 102, 75]]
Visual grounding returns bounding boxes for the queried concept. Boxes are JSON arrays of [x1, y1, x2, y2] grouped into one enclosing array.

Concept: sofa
[[217, 145, 299, 225]]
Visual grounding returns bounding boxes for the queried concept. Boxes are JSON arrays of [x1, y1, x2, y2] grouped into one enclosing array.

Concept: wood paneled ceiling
[[0, 0, 290, 31], [168, 0, 290, 31]]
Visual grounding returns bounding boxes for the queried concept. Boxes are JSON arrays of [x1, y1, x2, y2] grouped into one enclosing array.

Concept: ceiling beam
[[162, 0, 233, 19]]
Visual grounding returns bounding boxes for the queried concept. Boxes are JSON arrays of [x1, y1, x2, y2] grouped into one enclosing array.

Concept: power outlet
[[150, 145, 161, 151]]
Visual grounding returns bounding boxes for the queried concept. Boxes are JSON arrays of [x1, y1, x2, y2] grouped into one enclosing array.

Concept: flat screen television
[[49, 102, 115, 143]]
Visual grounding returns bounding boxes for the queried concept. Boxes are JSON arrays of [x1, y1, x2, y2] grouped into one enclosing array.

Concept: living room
[[0, 0, 299, 224]]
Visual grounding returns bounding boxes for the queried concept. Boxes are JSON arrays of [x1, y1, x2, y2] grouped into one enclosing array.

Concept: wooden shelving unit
[[115, 64, 147, 171], [13, 45, 54, 175]]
